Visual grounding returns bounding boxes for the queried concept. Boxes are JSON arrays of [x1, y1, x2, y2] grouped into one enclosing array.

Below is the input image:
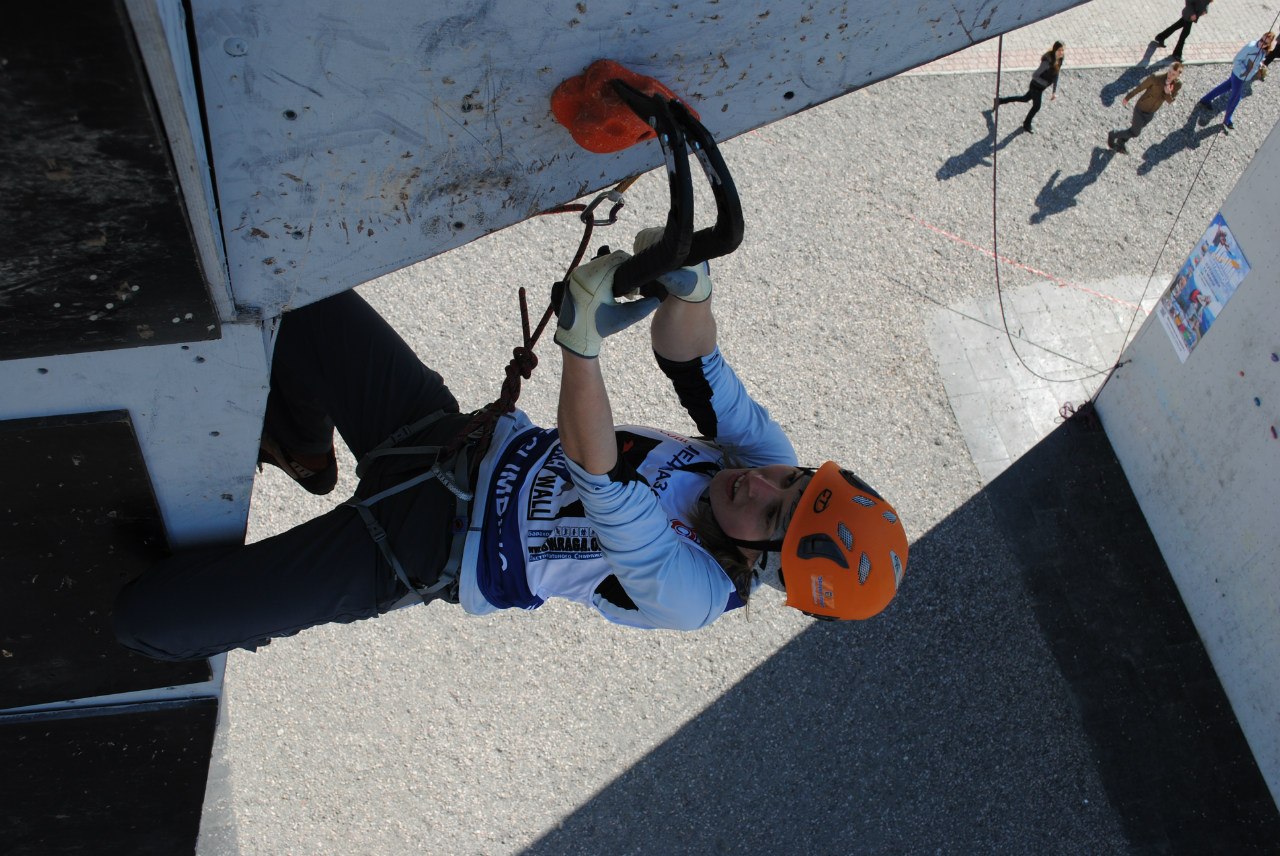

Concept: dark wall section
[[986, 413, 1280, 854], [0, 700, 217, 856], [0, 411, 208, 709], [0, 1, 218, 360], [0, 411, 215, 855]]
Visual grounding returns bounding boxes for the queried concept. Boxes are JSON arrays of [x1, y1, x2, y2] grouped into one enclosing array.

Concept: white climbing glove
[[554, 249, 660, 358], [633, 226, 714, 303]]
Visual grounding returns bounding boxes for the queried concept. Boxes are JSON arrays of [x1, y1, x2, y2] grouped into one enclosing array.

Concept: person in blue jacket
[[114, 231, 909, 660], [1196, 31, 1274, 130]]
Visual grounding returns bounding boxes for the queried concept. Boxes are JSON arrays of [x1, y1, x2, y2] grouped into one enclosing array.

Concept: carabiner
[[581, 189, 627, 226]]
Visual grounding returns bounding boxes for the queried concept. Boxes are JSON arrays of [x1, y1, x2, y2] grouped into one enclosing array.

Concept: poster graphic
[[1158, 213, 1250, 362]]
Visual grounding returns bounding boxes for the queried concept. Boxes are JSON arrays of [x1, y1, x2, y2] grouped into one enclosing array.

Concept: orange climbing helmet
[[778, 461, 908, 620]]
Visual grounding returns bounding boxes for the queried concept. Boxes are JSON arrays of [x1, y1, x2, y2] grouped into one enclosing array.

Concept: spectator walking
[[996, 41, 1066, 133], [1153, 1, 1214, 62], [1196, 31, 1275, 131], [1108, 62, 1183, 154]]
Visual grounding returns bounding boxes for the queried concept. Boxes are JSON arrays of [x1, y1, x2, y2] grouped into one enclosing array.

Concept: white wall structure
[[1097, 122, 1280, 808], [1, 0, 1089, 550], [0, 325, 270, 548], [186, 0, 1088, 316]]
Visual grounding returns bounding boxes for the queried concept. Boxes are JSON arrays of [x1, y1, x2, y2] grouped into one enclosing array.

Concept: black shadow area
[[1031, 146, 1118, 224], [0, 411, 208, 709], [1, 699, 217, 855], [1099, 46, 1166, 107], [0, 3, 218, 360], [984, 413, 1280, 854], [1137, 106, 1230, 177], [936, 108, 1024, 181], [522, 418, 1278, 856]]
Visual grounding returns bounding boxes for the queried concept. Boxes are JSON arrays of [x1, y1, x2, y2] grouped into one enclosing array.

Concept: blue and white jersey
[[456, 347, 796, 630], [1233, 40, 1269, 80]]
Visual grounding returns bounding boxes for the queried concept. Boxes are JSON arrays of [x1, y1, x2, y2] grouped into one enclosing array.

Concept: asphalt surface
[[206, 59, 1279, 855]]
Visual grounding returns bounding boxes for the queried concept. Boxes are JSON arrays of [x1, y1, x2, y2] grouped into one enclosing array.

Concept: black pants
[[1114, 106, 1156, 143], [113, 290, 463, 661], [998, 82, 1047, 129], [1155, 17, 1194, 56]]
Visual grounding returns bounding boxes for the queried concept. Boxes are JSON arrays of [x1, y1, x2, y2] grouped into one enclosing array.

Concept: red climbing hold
[[551, 60, 700, 154]]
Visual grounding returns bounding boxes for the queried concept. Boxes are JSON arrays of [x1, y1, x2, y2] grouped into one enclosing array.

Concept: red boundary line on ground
[[902, 212, 1148, 313]]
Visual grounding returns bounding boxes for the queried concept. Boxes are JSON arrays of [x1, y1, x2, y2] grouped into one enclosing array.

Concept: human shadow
[[1136, 107, 1226, 176], [1029, 146, 1116, 224], [1098, 43, 1165, 106], [936, 108, 1025, 181]]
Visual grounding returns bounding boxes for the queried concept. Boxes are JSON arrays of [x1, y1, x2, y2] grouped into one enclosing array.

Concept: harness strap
[[355, 410, 452, 479], [346, 496, 433, 597], [441, 447, 474, 591], [345, 411, 481, 603]]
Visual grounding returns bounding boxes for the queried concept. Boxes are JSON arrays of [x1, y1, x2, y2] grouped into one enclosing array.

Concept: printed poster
[[1158, 213, 1250, 362]]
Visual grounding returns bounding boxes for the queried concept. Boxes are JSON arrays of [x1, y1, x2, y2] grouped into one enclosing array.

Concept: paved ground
[[203, 1, 1280, 853], [915, 0, 1280, 72]]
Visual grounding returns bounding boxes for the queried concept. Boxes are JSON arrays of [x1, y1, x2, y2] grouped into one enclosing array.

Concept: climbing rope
[[1091, 121, 1224, 403], [989, 34, 1231, 399], [436, 176, 640, 463], [990, 35, 1112, 386]]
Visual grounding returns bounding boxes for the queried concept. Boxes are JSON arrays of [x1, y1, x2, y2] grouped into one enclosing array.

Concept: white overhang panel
[[192, 0, 1086, 313]]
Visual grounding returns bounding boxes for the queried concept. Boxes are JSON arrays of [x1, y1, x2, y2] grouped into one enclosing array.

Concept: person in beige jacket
[[1108, 62, 1183, 153]]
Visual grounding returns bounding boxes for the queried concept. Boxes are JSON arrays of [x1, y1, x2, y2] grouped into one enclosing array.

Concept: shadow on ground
[[937, 108, 1025, 180], [1031, 146, 1118, 223], [522, 420, 1280, 856], [1137, 107, 1230, 176], [1099, 43, 1166, 106]]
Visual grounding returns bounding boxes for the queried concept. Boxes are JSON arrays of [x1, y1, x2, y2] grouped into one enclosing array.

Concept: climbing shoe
[[258, 433, 338, 495]]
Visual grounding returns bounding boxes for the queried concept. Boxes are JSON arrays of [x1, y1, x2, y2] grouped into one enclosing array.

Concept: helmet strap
[[727, 535, 783, 552]]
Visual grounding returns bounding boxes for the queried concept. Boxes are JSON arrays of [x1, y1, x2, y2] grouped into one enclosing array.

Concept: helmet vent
[[891, 551, 904, 587], [882, 511, 898, 524], [852, 495, 875, 508], [798, 533, 849, 569], [858, 552, 871, 584], [837, 522, 854, 551]]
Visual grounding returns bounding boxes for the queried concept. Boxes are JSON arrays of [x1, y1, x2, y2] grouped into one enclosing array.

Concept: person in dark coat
[[1153, 1, 1214, 63], [995, 41, 1065, 133]]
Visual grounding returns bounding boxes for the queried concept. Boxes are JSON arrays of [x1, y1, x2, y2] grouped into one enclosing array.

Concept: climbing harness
[[343, 410, 486, 603], [345, 62, 745, 605]]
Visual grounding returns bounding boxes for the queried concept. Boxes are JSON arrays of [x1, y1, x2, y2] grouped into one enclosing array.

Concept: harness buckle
[[365, 517, 389, 544], [431, 461, 475, 502]]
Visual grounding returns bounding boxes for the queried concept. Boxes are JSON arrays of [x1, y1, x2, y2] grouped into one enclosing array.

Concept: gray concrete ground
[[915, 0, 1280, 71], [206, 2, 1280, 853]]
